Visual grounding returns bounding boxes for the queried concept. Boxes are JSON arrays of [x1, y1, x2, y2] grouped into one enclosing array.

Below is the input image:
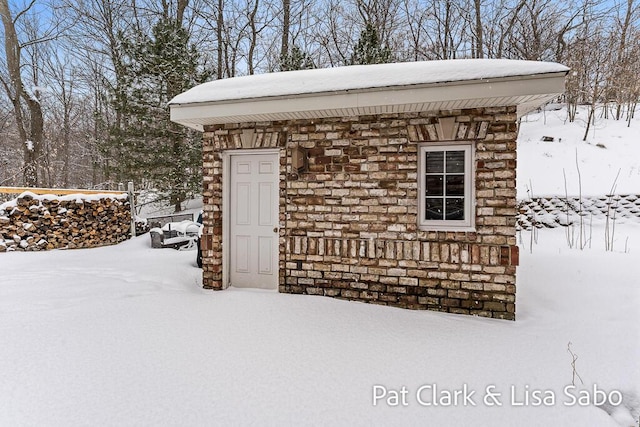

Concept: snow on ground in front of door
[[1, 225, 638, 426]]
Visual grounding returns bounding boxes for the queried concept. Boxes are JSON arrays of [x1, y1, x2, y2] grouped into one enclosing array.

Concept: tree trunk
[[473, 0, 484, 58], [0, 0, 44, 187], [615, 0, 633, 121], [247, 0, 260, 75], [281, 0, 290, 60], [176, 0, 189, 24], [217, 0, 224, 78], [583, 104, 594, 141], [62, 99, 71, 187]]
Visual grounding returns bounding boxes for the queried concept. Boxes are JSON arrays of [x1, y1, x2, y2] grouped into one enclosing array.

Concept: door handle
[[273, 227, 278, 233]]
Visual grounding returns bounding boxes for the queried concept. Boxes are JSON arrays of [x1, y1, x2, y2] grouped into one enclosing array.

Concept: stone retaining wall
[[517, 195, 640, 229]]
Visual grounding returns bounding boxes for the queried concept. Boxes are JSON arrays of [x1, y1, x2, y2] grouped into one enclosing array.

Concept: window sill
[[419, 224, 476, 233]]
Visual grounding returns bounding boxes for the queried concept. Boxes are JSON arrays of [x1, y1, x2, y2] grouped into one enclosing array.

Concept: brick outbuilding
[[170, 59, 568, 320]]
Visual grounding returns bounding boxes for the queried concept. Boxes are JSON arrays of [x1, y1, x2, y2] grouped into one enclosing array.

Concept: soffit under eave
[[172, 92, 560, 130], [171, 73, 567, 129]]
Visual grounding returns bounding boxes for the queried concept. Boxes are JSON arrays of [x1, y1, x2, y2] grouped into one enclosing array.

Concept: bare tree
[[316, 0, 355, 66], [507, 0, 562, 60], [609, 0, 639, 120], [402, 0, 428, 60], [473, 0, 484, 58], [567, 19, 614, 139], [482, 0, 527, 59], [60, 0, 131, 187], [42, 47, 78, 187], [0, 0, 46, 186], [247, 0, 261, 75], [281, 0, 290, 60], [217, 0, 224, 77], [425, 0, 470, 59]]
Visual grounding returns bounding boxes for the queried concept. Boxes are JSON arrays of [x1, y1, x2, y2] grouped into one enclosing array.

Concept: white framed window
[[418, 143, 474, 231]]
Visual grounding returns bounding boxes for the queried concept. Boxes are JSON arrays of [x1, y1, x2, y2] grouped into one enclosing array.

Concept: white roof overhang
[[170, 61, 568, 131]]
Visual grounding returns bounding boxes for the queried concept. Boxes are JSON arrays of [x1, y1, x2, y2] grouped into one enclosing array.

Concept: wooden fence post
[[128, 182, 136, 238]]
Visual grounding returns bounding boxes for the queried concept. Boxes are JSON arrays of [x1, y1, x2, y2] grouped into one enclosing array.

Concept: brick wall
[[201, 107, 519, 320]]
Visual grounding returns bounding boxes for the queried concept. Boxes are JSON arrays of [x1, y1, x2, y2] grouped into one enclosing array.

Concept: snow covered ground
[[0, 105, 639, 426], [0, 226, 638, 426], [518, 105, 640, 198]]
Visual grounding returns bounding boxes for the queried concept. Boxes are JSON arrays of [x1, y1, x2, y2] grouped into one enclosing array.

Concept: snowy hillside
[[518, 105, 640, 198]]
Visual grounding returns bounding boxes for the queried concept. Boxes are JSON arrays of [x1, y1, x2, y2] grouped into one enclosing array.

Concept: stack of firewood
[[0, 192, 131, 252]]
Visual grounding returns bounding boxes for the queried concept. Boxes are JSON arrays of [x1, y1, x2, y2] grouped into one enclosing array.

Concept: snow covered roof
[[170, 59, 569, 129]]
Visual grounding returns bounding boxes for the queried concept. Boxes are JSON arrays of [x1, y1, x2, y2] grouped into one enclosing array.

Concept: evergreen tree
[[110, 19, 209, 211], [279, 46, 316, 71], [349, 23, 393, 65]]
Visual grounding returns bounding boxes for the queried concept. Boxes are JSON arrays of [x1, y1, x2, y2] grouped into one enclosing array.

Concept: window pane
[[446, 175, 464, 196], [445, 198, 465, 220], [426, 198, 443, 220], [426, 151, 444, 173], [425, 175, 443, 196], [446, 151, 465, 173]]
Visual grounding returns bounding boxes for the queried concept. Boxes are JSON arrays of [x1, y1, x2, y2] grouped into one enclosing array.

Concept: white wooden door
[[229, 152, 280, 289]]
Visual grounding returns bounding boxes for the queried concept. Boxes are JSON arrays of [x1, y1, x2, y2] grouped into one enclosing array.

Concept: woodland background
[[1, 0, 638, 210]]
